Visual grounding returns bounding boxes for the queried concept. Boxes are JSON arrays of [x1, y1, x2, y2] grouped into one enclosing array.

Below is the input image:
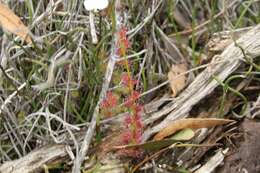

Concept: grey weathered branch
[[0, 145, 67, 173]]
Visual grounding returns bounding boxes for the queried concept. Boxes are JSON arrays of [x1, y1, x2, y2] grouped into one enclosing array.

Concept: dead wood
[[0, 144, 67, 173]]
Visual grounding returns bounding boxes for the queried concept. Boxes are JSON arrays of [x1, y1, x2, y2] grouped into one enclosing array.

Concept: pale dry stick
[[136, 52, 148, 89], [25, 107, 80, 147], [72, 1, 122, 172], [0, 68, 24, 86], [46, 107, 63, 143], [141, 54, 257, 126], [251, 94, 260, 118], [194, 148, 229, 173], [0, 82, 26, 114], [89, 11, 98, 44], [63, 62, 74, 122], [0, 35, 8, 84], [155, 24, 186, 61], [64, 0, 82, 29], [50, 19, 90, 25], [4, 120, 27, 155], [128, 0, 163, 39], [62, 33, 84, 159], [31, 0, 63, 28], [23, 113, 42, 152], [53, 11, 89, 19], [26, 110, 80, 132], [0, 146, 10, 161], [77, 42, 83, 88], [47, 107, 79, 154], [3, 123, 22, 158], [39, 30, 70, 39], [33, 0, 43, 19], [116, 49, 147, 62]]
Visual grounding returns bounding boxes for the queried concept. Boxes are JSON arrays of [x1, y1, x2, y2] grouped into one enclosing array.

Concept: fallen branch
[[0, 145, 67, 173]]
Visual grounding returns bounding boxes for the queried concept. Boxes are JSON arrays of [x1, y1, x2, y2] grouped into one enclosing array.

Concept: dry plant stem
[[0, 35, 8, 84], [64, 33, 84, 122], [251, 94, 260, 118], [89, 11, 98, 44], [116, 49, 147, 62], [128, 0, 163, 39], [26, 108, 80, 129], [4, 122, 23, 157], [0, 82, 26, 114], [155, 24, 185, 61], [31, 0, 63, 28], [143, 24, 260, 141], [72, 1, 122, 172]]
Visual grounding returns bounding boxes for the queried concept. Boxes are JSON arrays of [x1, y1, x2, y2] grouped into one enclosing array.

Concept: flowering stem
[[124, 57, 134, 94]]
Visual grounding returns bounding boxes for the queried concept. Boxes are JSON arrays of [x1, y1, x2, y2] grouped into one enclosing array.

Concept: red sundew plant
[[101, 26, 144, 157], [100, 91, 118, 117]]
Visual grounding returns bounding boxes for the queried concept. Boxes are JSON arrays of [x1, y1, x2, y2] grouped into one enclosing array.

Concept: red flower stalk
[[116, 26, 130, 57], [122, 121, 142, 144], [121, 102, 143, 143], [124, 91, 140, 108], [123, 111, 143, 130], [121, 73, 138, 88], [119, 104, 144, 158]]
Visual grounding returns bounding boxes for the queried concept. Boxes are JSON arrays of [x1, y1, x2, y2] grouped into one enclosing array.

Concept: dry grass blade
[[0, 2, 32, 44], [154, 118, 234, 140]]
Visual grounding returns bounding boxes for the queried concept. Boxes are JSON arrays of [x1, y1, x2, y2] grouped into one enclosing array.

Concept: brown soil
[[218, 119, 260, 173]]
